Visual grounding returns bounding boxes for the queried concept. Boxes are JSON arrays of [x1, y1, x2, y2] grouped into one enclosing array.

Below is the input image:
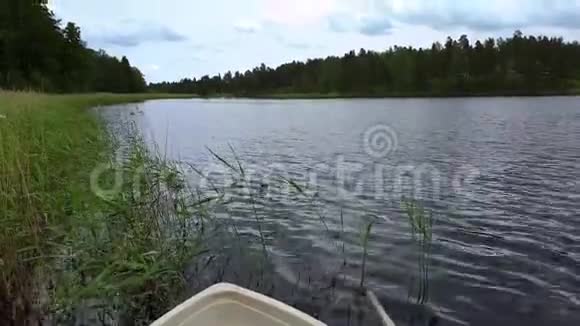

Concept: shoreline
[[0, 92, 201, 324], [149, 89, 580, 100], [193, 89, 580, 100]]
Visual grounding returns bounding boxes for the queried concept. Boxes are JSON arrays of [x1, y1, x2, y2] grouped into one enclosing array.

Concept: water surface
[[99, 97, 580, 326]]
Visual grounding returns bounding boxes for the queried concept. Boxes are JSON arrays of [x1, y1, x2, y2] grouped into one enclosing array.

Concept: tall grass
[[53, 136, 210, 324], [0, 92, 197, 324], [1, 92, 105, 323]]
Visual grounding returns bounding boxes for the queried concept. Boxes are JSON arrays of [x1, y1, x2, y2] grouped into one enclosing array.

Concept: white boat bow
[[151, 283, 326, 326]]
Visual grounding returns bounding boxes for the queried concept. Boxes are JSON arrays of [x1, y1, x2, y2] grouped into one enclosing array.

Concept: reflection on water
[[98, 97, 580, 326]]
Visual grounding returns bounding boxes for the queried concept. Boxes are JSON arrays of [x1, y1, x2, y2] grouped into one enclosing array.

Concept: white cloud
[[233, 20, 262, 33], [329, 12, 394, 36], [85, 21, 187, 47], [147, 64, 160, 71], [367, 0, 580, 31], [261, 0, 339, 26]]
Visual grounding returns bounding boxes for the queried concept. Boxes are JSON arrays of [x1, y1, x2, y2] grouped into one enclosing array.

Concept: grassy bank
[[0, 92, 202, 324]]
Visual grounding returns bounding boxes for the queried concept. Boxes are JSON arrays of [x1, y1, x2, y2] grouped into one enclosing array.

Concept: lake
[[98, 97, 580, 326]]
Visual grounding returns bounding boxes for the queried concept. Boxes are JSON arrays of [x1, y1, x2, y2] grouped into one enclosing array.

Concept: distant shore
[[174, 89, 580, 100]]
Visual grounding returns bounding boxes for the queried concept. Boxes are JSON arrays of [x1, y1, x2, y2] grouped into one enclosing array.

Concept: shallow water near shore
[[98, 97, 580, 326]]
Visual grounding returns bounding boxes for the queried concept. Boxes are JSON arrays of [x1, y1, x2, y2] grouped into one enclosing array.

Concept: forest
[[150, 31, 580, 97], [0, 0, 146, 93]]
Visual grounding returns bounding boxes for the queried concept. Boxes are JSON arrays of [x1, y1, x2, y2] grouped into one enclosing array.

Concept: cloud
[[398, 11, 516, 31], [89, 22, 187, 47], [328, 13, 393, 36], [146, 64, 160, 71], [327, 0, 580, 34], [272, 34, 315, 50], [394, 0, 580, 30], [262, 0, 338, 26], [178, 0, 580, 44], [234, 20, 262, 33], [358, 15, 393, 36], [282, 39, 312, 49], [534, 3, 580, 29], [286, 41, 312, 49], [328, 14, 350, 33]]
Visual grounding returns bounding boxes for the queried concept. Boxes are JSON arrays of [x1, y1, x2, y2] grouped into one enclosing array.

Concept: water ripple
[[100, 97, 580, 326]]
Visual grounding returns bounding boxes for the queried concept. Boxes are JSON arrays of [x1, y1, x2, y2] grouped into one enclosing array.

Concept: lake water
[[99, 97, 580, 326]]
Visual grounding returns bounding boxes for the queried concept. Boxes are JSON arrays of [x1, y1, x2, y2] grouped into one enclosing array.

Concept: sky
[[49, 0, 580, 83]]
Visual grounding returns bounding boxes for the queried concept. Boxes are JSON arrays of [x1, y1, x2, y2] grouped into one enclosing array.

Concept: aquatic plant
[[359, 216, 378, 290], [403, 198, 433, 305]]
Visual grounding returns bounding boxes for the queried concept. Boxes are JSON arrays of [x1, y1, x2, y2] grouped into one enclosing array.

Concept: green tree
[[149, 31, 580, 97], [0, 0, 146, 93]]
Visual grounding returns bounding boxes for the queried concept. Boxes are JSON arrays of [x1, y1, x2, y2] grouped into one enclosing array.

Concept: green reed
[[402, 198, 433, 305], [0, 91, 198, 324]]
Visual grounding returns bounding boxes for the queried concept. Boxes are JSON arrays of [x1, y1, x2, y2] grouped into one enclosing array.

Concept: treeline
[[150, 31, 580, 96], [0, 0, 146, 93]]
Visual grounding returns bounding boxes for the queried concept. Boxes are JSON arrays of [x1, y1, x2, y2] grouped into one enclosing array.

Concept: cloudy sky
[[50, 0, 580, 83]]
